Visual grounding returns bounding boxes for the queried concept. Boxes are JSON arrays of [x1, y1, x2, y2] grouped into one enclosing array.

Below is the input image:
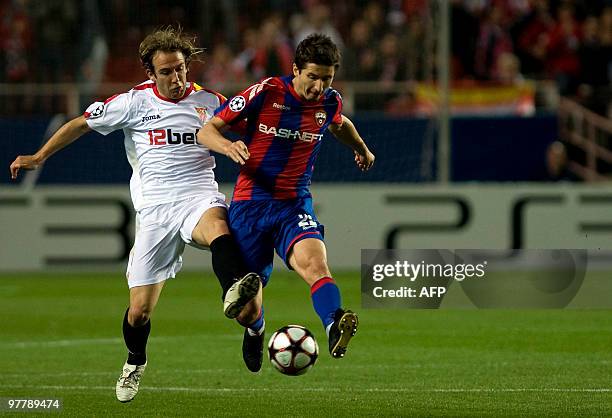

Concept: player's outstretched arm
[[10, 115, 91, 179], [197, 116, 250, 165], [328, 115, 375, 171]]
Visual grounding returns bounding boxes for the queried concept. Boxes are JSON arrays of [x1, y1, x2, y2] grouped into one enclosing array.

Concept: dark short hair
[[294, 33, 341, 70], [139, 26, 203, 73]]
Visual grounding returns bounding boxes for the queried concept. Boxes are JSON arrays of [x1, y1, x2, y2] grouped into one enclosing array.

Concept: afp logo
[[148, 128, 199, 145], [315, 111, 326, 127]]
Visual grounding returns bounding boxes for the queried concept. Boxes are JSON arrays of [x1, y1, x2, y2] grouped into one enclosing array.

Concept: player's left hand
[[354, 150, 375, 171]]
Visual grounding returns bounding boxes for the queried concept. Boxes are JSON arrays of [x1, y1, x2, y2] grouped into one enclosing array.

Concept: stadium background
[[1, 1, 611, 416]]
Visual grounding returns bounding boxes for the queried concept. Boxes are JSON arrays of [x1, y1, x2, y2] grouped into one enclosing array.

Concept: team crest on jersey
[[315, 111, 326, 127], [195, 107, 208, 123], [229, 96, 246, 112], [86, 104, 105, 119]]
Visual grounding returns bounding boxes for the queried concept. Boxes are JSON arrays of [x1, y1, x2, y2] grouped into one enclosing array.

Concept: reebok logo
[[273, 102, 291, 111]]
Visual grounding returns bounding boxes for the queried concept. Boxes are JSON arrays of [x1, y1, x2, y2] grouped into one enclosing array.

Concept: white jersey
[[84, 81, 225, 211]]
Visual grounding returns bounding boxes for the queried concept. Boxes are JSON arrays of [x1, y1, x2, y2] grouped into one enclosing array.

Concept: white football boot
[[223, 273, 261, 318], [116, 362, 146, 402]]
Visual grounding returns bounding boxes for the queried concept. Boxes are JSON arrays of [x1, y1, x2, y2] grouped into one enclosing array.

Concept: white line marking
[[0, 334, 241, 349], [1, 338, 124, 349], [0, 369, 238, 378], [1, 372, 115, 378], [0, 365, 424, 379], [0, 385, 609, 394]]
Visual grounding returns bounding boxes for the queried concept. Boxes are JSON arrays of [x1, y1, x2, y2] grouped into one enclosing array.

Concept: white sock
[[247, 319, 265, 336], [325, 323, 332, 337]]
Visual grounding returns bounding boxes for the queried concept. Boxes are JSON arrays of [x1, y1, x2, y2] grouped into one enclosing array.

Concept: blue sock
[[242, 307, 265, 336], [311, 277, 341, 329]]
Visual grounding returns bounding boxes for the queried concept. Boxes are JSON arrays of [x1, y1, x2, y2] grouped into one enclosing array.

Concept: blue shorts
[[228, 198, 325, 285]]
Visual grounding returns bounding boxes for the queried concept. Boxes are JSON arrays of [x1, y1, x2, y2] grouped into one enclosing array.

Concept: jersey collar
[[152, 82, 194, 103], [285, 76, 326, 104]]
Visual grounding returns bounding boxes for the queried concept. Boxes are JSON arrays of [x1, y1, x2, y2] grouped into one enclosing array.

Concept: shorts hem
[[283, 231, 323, 267], [127, 272, 176, 289], [136, 192, 222, 211]]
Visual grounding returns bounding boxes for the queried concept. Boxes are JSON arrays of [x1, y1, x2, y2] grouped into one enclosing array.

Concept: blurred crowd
[[1, 0, 611, 115]]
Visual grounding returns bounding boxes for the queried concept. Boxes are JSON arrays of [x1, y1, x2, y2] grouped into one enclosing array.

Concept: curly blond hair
[[139, 26, 203, 73]]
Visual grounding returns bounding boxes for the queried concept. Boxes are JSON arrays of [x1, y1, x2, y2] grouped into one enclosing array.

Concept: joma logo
[[141, 115, 161, 123]]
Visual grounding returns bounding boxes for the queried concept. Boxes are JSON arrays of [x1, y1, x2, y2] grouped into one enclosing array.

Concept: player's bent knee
[[128, 305, 153, 327], [304, 259, 331, 280], [198, 218, 230, 245], [209, 218, 230, 237]]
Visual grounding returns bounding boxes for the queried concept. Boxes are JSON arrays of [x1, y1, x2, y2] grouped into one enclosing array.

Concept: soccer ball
[[268, 325, 319, 376]]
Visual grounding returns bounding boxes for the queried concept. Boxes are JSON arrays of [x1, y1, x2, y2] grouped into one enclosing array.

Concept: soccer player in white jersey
[[9, 27, 262, 403]]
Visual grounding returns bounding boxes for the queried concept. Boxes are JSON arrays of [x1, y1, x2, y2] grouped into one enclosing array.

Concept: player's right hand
[[10, 155, 42, 179], [355, 149, 375, 171], [224, 140, 250, 165]]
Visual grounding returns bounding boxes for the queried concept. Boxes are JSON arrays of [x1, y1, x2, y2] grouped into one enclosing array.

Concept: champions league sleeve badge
[[85, 103, 105, 119], [229, 96, 246, 112]]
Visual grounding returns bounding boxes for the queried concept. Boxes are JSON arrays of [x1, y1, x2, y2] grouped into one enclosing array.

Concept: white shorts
[[126, 194, 227, 288]]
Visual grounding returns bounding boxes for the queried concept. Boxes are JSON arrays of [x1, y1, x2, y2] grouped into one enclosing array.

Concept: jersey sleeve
[[84, 93, 132, 136], [331, 90, 343, 125], [214, 77, 275, 126]]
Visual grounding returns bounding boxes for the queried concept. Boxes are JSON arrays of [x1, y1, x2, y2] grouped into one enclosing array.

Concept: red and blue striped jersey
[[215, 75, 342, 201]]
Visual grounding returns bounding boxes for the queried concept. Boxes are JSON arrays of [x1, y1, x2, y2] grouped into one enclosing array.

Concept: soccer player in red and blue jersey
[[197, 34, 375, 372]]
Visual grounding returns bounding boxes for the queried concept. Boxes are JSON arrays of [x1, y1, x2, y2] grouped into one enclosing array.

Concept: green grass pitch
[[0, 272, 610, 417]]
